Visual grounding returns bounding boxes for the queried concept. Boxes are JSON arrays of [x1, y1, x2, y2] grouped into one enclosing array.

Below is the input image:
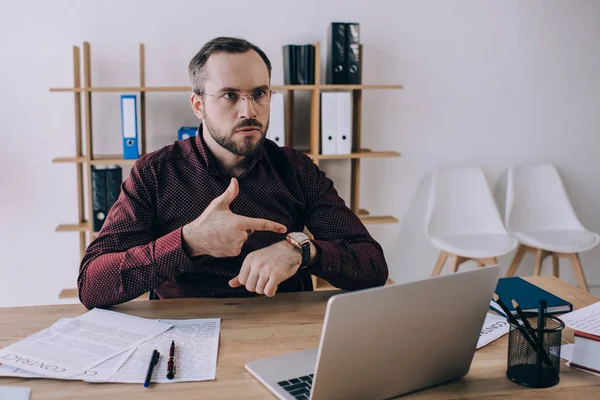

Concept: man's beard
[[204, 113, 269, 157]]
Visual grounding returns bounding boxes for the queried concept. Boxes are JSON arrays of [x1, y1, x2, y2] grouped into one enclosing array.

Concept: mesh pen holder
[[506, 312, 565, 388]]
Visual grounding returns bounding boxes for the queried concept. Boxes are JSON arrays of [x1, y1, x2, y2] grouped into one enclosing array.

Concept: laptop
[[245, 265, 501, 400]]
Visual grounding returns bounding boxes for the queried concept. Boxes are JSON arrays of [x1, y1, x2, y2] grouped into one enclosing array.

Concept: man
[[77, 36, 388, 310]]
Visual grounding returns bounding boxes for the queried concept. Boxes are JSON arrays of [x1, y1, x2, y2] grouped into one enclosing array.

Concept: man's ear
[[190, 92, 204, 120]]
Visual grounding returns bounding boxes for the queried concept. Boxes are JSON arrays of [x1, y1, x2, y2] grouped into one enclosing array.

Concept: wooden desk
[[0, 276, 598, 399]]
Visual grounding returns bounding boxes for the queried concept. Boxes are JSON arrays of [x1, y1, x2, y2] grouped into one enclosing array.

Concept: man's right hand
[[182, 178, 287, 258]]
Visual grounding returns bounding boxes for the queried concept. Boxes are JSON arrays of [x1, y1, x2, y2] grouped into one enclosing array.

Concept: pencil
[[511, 298, 537, 339]]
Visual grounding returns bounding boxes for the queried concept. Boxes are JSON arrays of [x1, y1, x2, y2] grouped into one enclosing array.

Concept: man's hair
[[188, 37, 272, 95]]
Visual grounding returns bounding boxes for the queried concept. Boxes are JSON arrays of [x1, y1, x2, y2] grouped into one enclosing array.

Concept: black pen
[[144, 349, 160, 388]]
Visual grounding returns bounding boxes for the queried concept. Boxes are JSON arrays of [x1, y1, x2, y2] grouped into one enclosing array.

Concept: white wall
[[1, 0, 600, 307]]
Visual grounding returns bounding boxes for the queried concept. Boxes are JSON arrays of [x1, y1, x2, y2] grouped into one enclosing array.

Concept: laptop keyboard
[[277, 373, 313, 399]]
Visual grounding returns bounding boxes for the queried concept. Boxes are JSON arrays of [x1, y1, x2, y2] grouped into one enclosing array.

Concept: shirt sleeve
[[77, 161, 199, 309], [299, 156, 389, 290]]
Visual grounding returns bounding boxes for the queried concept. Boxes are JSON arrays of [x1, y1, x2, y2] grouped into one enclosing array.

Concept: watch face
[[288, 232, 309, 244]]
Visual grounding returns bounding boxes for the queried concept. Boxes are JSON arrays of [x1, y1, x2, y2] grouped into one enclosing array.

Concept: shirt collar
[[194, 123, 265, 179]]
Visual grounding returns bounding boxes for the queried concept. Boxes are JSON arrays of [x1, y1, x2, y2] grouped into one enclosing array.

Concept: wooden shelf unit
[[51, 41, 403, 292]]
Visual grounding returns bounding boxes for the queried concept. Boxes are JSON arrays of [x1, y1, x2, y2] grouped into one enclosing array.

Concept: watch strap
[[300, 241, 310, 268]]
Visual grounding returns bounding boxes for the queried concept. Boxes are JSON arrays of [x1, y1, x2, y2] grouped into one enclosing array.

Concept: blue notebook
[[490, 277, 573, 316]]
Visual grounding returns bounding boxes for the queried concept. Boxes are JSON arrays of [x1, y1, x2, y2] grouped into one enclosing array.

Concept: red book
[[570, 331, 600, 374]]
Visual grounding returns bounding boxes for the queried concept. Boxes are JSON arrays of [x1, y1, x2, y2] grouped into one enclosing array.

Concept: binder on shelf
[[178, 126, 198, 140], [120, 95, 139, 160], [345, 23, 361, 84], [326, 23, 347, 84], [266, 92, 285, 146], [336, 91, 353, 154], [282, 45, 296, 85], [91, 166, 107, 232], [105, 165, 122, 211], [489, 277, 573, 316], [282, 44, 315, 85], [91, 165, 123, 232], [320, 92, 338, 155]]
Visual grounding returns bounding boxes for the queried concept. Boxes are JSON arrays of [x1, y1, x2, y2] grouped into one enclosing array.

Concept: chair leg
[[431, 251, 448, 276], [534, 249, 544, 276], [450, 254, 463, 273], [567, 253, 589, 293], [506, 245, 526, 277], [552, 253, 559, 278]]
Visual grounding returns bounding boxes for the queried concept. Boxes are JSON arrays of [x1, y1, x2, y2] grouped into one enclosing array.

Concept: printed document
[[476, 313, 510, 349], [559, 301, 600, 336], [0, 309, 171, 378], [104, 318, 221, 383]]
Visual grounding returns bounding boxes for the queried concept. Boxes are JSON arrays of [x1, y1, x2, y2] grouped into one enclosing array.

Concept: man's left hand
[[229, 241, 301, 297]]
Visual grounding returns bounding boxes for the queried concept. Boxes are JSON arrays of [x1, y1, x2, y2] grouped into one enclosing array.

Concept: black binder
[[283, 45, 296, 85], [345, 23, 361, 84], [91, 166, 107, 232], [91, 165, 122, 232], [106, 165, 123, 211], [283, 44, 315, 84], [326, 22, 347, 84]]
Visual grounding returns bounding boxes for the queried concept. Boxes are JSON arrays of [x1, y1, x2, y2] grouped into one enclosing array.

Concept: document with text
[[0, 347, 134, 382], [559, 301, 600, 336], [476, 313, 510, 349], [0, 309, 171, 378], [104, 318, 221, 383]]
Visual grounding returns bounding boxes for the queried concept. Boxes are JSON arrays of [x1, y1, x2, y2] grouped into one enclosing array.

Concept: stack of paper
[[0, 308, 221, 384], [559, 301, 600, 376]]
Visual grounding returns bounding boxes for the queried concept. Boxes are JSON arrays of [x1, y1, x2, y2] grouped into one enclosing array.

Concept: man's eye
[[252, 90, 266, 99], [223, 93, 238, 101]]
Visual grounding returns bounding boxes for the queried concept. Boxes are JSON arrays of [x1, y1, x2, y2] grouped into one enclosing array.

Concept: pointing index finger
[[239, 216, 287, 234]]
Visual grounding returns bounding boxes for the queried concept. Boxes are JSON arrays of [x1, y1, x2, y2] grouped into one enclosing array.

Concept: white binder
[[267, 92, 285, 146], [320, 92, 338, 155], [336, 91, 353, 154]]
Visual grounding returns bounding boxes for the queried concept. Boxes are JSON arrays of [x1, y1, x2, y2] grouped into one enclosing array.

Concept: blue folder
[[490, 277, 573, 316], [121, 95, 139, 160]]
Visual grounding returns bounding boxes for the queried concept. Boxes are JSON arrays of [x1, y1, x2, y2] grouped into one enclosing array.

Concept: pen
[[493, 294, 553, 367], [537, 299, 547, 378], [167, 340, 176, 379], [144, 349, 160, 388]]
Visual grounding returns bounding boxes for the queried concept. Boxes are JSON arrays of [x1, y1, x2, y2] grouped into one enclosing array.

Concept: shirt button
[[179, 266, 185, 272]]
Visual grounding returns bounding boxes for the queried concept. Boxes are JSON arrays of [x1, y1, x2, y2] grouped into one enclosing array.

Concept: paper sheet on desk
[[0, 309, 171, 379], [0, 347, 134, 382], [103, 318, 221, 383], [560, 343, 600, 377], [476, 313, 510, 349], [558, 301, 600, 336]]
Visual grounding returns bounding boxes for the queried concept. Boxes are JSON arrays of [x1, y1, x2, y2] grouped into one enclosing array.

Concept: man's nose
[[238, 95, 257, 119]]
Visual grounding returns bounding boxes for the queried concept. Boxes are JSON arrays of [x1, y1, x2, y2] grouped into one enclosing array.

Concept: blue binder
[[120, 95, 139, 159], [490, 277, 573, 316], [178, 126, 198, 140]]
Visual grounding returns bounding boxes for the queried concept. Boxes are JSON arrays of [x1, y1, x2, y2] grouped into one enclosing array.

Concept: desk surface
[[0, 276, 598, 399]]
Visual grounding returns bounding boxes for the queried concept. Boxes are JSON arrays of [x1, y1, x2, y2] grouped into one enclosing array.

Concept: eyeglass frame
[[194, 87, 276, 107]]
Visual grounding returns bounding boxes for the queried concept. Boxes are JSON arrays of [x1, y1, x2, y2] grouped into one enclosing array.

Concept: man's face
[[196, 50, 271, 157]]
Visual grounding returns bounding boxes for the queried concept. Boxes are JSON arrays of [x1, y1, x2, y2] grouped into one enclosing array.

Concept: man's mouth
[[236, 127, 261, 135]]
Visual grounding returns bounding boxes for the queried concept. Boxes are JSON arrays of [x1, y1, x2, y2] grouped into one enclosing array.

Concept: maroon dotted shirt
[[78, 125, 388, 309]]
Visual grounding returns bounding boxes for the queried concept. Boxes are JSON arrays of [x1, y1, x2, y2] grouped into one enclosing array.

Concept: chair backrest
[[426, 166, 508, 238], [505, 163, 585, 233]]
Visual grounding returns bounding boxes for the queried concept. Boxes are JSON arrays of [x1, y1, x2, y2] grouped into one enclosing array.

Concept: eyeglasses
[[199, 89, 275, 108]]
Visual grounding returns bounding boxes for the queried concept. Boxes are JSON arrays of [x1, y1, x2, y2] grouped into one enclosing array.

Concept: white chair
[[426, 166, 518, 276], [504, 163, 599, 292]]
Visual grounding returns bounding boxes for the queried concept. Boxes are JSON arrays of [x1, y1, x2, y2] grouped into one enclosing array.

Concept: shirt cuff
[[309, 239, 338, 275], [154, 227, 195, 276]]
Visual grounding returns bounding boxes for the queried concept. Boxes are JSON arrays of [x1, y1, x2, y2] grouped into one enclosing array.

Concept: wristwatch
[[286, 232, 311, 269]]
